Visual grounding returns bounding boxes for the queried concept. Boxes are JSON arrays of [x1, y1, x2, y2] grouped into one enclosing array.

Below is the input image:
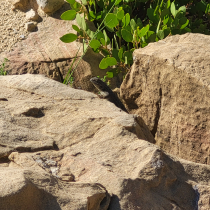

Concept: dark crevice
[[151, 88, 162, 137]]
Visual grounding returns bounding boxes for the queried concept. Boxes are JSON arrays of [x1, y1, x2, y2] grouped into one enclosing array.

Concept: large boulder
[[0, 74, 210, 209], [121, 33, 210, 165]]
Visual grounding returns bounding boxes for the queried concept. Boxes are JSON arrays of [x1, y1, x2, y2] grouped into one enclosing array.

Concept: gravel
[[0, 1, 29, 54]]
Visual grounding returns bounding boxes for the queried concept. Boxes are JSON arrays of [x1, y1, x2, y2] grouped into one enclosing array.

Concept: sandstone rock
[[11, 0, 30, 11], [121, 33, 210, 165], [0, 74, 210, 209], [25, 22, 37, 32], [26, 9, 40, 21], [0, 167, 110, 210], [37, 0, 65, 14]]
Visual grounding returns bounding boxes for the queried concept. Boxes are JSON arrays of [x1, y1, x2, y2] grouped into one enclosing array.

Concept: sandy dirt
[[0, 0, 30, 54]]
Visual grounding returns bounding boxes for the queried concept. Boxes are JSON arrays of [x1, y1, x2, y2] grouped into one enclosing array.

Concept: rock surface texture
[[121, 33, 210, 165], [0, 74, 210, 209]]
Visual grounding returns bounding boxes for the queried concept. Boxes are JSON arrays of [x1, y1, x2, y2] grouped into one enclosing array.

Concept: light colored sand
[[0, 0, 29, 54]]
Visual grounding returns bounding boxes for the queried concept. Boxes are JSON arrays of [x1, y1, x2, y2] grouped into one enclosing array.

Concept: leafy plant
[[60, 0, 210, 84], [0, 58, 9, 76]]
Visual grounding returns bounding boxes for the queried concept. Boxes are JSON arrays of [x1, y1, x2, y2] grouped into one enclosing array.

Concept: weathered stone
[[0, 74, 210, 209], [121, 33, 210, 165], [26, 9, 40, 21], [25, 22, 37, 32], [37, 0, 65, 14]]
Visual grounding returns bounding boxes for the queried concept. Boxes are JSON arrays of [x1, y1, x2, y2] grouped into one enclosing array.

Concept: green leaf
[[130, 19, 137, 31], [136, 18, 143, 28], [105, 13, 119, 28], [121, 28, 133, 42], [72, 24, 80, 32], [157, 30, 164, 39], [171, 2, 176, 18], [178, 6, 186, 14], [89, 39, 101, 50], [179, 17, 189, 29], [117, 10, 124, 20], [106, 71, 114, 78], [100, 38, 105, 46], [60, 33, 77, 43], [66, 0, 75, 4], [122, 13, 130, 27], [146, 31, 156, 42], [106, 57, 117, 66], [71, 2, 82, 12], [137, 24, 149, 37], [99, 57, 117, 69], [103, 30, 110, 45], [112, 49, 120, 62], [86, 29, 94, 38], [76, 14, 87, 31], [161, 8, 170, 19], [165, 0, 170, 9], [61, 10, 76, 20], [147, 8, 159, 24]]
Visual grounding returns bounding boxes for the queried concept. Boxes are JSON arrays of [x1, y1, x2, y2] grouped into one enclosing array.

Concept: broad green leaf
[[171, 2, 176, 18], [161, 8, 170, 19], [89, 39, 101, 50], [106, 57, 117, 66], [76, 14, 87, 31], [105, 13, 119, 28], [122, 13, 130, 27], [130, 19, 137, 30], [61, 10, 76, 20], [137, 24, 149, 37], [178, 6, 186, 14], [163, 28, 170, 37], [117, 10, 124, 20], [99, 57, 117, 69], [146, 31, 156, 42], [60, 33, 77, 43], [71, 2, 82, 12], [121, 29, 133, 42], [163, 15, 169, 25], [66, 0, 75, 4], [97, 31, 104, 40], [173, 17, 179, 28], [100, 38, 105, 46], [179, 17, 189, 29], [99, 58, 108, 69], [165, 0, 170, 9], [106, 71, 114, 78], [147, 8, 159, 24], [103, 30, 110, 45], [72, 24, 80, 32], [157, 30, 164, 39], [86, 29, 94, 38], [112, 49, 120, 61]]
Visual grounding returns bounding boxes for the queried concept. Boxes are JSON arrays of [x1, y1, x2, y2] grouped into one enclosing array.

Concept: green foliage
[[0, 58, 9, 76], [60, 0, 210, 84]]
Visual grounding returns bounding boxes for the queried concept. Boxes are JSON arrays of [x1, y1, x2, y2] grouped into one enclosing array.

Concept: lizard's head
[[90, 77, 106, 91]]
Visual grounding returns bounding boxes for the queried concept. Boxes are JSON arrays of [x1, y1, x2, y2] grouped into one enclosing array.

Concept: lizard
[[90, 77, 128, 113]]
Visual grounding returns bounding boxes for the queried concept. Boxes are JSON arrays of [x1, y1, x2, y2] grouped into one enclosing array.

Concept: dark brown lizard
[[90, 77, 127, 112]]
